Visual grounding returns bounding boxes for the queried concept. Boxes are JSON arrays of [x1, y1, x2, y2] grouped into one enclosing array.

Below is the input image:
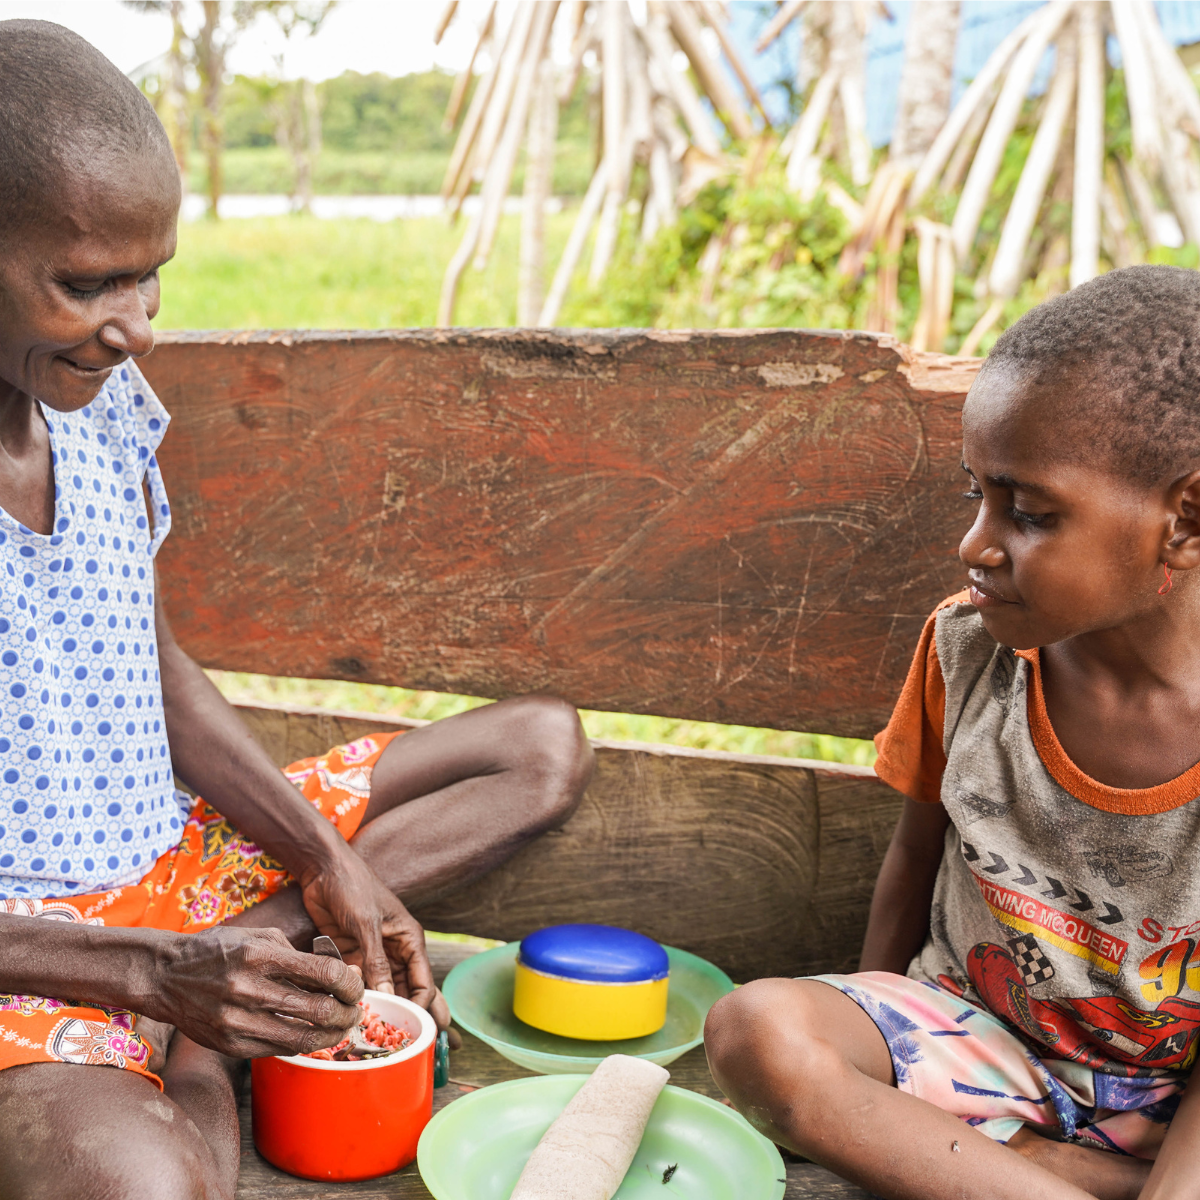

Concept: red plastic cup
[[250, 990, 437, 1181]]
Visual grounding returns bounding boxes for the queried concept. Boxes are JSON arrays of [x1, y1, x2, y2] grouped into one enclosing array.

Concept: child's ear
[[1165, 468, 1200, 569]]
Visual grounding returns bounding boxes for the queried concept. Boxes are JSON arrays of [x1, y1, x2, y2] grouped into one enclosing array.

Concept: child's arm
[[858, 797, 949, 973]]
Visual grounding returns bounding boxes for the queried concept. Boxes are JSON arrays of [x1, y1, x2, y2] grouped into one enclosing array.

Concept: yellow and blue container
[[512, 924, 670, 1041]]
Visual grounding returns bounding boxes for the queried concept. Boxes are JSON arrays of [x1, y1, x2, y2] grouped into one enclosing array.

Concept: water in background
[[181, 194, 565, 222]]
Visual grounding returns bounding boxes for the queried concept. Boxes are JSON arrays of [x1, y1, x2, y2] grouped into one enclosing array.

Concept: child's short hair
[[985, 264, 1200, 484], [0, 19, 175, 237]]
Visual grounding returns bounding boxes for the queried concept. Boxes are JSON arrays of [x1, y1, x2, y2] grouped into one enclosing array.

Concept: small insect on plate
[[513, 924, 670, 1042]]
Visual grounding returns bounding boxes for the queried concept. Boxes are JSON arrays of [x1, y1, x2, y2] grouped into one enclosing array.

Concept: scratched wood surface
[[235, 703, 902, 982], [233, 941, 872, 1200], [146, 330, 979, 739]]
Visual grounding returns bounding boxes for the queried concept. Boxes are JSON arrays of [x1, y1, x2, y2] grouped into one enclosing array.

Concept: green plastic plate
[[417, 1075, 786, 1200], [443, 942, 734, 1074]]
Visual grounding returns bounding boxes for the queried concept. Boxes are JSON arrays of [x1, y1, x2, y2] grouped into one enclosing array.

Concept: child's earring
[[1160, 564, 1174, 595]]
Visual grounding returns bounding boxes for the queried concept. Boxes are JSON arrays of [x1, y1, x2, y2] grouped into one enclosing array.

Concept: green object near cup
[[434, 1030, 450, 1089], [417, 1075, 786, 1200], [442, 942, 734, 1074]]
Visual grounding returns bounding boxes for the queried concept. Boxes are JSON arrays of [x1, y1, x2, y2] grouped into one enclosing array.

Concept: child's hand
[[152, 925, 364, 1058], [297, 848, 448, 1031]]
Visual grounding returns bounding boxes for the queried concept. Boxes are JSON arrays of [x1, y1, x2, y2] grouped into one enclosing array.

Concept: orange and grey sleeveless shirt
[[874, 594, 1200, 1078]]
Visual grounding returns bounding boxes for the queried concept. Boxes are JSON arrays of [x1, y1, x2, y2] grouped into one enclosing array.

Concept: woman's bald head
[[0, 20, 180, 242]]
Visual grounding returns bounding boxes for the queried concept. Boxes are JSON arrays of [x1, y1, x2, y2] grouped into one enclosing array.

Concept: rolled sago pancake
[[510, 1054, 670, 1199]]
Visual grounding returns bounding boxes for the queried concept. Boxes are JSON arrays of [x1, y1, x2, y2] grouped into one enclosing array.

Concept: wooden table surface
[[234, 941, 871, 1200]]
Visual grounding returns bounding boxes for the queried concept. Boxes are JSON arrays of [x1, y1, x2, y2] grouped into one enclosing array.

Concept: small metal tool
[[312, 935, 341, 959], [311, 937, 393, 1059]]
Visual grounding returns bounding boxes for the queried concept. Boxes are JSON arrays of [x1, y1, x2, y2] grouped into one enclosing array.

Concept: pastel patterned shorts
[[0, 732, 402, 1090], [815, 971, 1186, 1159]]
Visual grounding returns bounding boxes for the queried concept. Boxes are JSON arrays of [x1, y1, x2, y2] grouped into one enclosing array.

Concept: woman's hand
[[151, 925, 364, 1058], [155, 595, 451, 1035], [298, 846, 452, 1033]]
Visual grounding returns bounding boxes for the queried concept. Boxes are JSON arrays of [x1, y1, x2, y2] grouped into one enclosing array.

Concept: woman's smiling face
[[958, 363, 1177, 650], [0, 155, 179, 414]]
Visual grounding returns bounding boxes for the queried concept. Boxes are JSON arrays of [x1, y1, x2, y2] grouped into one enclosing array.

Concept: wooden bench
[[144, 327, 981, 1199]]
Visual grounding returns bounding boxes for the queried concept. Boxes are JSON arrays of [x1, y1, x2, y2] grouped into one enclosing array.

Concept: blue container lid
[[518, 924, 669, 984]]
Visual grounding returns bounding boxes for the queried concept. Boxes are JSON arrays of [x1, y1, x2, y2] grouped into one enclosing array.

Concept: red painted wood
[[144, 329, 978, 738]]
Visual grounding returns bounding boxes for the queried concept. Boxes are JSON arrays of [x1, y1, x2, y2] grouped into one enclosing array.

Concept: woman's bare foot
[[1008, 1126, 1151, 1200]]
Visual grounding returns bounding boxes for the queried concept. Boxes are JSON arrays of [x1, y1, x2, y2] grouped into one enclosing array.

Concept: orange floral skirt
[[0, 732, 401, 1089]]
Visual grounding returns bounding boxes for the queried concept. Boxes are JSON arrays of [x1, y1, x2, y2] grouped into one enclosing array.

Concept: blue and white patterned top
[[0, 361, 189, 899]]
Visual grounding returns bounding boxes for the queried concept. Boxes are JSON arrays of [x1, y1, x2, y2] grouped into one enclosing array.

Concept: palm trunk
[[891, 0, 960, 164], [197, 0, 224, 219], [165, 0, 189, 192], [301, 78, 321, 214], [518, 61, 558, 325]]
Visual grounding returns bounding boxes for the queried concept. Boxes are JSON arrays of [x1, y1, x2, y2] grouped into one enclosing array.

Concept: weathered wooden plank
[[233, 704, 901, 982], [425, 936, 491, 989], [231, 704, 425, 767], [146, 330, 979, 738], [811, 771, 911, 976], [783, 1168, 874, 1198]]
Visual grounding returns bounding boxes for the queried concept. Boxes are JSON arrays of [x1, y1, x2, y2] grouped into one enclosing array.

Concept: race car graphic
[[967, 942, 1200, 1075]]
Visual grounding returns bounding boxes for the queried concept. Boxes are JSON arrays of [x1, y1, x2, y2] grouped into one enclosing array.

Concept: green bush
[[561, 164, 866, 331], [558, 82, 1198, 354]]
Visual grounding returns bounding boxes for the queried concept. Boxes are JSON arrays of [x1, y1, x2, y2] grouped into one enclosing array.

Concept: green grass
[[157, 211, 578, 329], [207, 672, 876, 766], [187, 145, 597, 198], [189, 147, 452, 197]]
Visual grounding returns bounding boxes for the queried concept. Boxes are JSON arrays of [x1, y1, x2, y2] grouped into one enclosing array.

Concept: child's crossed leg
[[707, 977, 1164, 1200]]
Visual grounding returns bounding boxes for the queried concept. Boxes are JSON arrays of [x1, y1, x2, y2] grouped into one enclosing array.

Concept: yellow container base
[[512, 963, 669, 1041]]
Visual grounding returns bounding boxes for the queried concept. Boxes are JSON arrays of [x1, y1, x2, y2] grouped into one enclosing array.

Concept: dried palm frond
[[436, 0, 766, 327]]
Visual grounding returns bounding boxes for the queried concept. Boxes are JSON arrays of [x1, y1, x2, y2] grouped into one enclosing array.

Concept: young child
[[0, 20, 593, 1199], [706, 264, 1200, 1200]]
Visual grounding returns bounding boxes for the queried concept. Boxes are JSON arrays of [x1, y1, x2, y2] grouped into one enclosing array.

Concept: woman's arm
[[154, 579, 439, 1012], [858, 796, 949, 973], [0, 914, 362, 1057], [155, 587, 349, 888]]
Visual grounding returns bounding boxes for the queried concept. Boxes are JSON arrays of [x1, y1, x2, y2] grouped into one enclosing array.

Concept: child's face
[[959, 366, 1175, 649], [0, 160, 178, 413]]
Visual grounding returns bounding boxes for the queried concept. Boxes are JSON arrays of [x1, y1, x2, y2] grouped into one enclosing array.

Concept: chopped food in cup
[[304, 1002, 415, 1061]]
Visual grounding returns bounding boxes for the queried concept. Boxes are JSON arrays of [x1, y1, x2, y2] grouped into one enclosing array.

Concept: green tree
[[319, 71, 458, 154], [124, 1, 334, 215]]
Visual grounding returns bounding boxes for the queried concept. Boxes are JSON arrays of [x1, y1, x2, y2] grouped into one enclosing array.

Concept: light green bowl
[[417, 1075, 786, 1200], [443, 942, 734, 1074]]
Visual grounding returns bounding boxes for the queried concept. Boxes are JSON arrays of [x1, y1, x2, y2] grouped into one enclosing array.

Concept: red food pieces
[[361, 1007, 412, 1050], [302, 1002, 414, 1061], [305, 1043, 343, 1062]]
